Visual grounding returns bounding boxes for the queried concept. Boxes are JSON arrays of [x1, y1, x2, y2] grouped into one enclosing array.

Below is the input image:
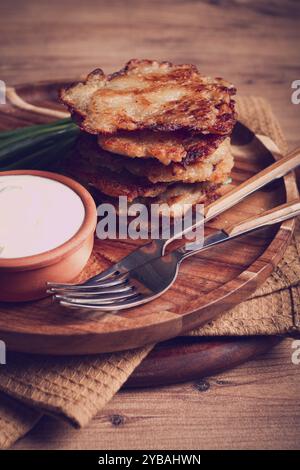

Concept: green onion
[[0, 118, 72, 139], [0, 118, 80, 171]]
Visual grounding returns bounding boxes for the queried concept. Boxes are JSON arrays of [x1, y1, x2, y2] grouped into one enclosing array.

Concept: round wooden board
[[126, 335, 281, 388], [0, 81, 298, 355]]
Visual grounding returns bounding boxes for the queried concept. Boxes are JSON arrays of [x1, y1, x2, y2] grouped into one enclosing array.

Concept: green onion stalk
[[0, 118, 80, 171]]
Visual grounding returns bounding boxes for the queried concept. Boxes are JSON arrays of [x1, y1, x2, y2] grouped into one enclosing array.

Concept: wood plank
[[12, 338, 300, 450]]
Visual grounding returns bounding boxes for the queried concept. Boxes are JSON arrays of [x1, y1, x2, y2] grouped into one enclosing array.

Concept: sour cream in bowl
[[0, 170, 97, 302]]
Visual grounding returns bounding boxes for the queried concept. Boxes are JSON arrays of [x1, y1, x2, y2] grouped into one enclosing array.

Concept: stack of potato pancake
[[60, 60, 236, 216]]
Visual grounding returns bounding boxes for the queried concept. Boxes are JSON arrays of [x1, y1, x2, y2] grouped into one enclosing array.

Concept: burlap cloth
[[0, 96, 299, 449]]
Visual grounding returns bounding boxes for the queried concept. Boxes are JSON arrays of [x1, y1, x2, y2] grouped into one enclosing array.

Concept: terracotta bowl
[[0, 170, 97, 302]]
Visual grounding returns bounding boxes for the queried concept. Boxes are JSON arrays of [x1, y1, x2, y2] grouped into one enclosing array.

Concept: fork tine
[[47, 274, 128, 292], [58, 294, 143, 310], [47, 284, 133, 297], [54, 287, 136, 303], [47, 280, 131, 296], [54, 288, 136, 302], [47, 263, 126, 291]]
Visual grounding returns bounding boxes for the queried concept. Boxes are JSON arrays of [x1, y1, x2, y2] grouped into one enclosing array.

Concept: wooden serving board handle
[[204, 147, 300, 221], [126, 336, 281, 388], [225, 199, 300, 237]]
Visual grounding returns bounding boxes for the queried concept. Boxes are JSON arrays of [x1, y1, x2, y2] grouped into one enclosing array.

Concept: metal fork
[[53, 200, 300, 310], [48, 124, 300, 294]]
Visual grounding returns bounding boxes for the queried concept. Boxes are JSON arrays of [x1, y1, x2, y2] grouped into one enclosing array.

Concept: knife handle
[[204, 147, 300, 222], [224, 199, 300, 238], [178, 199, 300, 262]]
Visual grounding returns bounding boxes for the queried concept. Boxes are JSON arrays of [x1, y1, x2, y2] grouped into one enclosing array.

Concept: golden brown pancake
[[65, 149, 168, 202], [98, 130, 226, 165], [145, 181, 220, 217], [117, 139, 233, 184], [70, 138, 230, 208], [60, 59, 236, 135], [78, 134, 233, 185], [91, 181, 221, 218], [86, 168, 168, 201]]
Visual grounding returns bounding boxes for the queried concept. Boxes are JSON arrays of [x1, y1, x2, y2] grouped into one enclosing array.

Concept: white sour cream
[[0, 175, 85, 259]]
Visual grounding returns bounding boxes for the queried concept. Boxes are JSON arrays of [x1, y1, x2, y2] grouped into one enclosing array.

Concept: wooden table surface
[[1, 0, 300, 450]]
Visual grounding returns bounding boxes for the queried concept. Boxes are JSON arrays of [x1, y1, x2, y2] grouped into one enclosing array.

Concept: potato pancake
[[78, 135, 233, 185], [98, 130, 226, 165], [60, 59, 236, 135]]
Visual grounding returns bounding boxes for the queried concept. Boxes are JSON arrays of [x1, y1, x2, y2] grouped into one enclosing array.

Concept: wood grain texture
[[0, 81, 297, 355], [11, 338, 300, 450], [0, 0, 299, 449]]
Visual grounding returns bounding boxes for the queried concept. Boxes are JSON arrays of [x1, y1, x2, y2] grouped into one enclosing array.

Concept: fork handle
[[223, 199, 300, 237], [204, 147, 300, 221]]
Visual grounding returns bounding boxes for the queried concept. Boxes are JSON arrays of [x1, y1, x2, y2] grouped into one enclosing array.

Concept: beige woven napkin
[[0, 96, 299, 449]]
